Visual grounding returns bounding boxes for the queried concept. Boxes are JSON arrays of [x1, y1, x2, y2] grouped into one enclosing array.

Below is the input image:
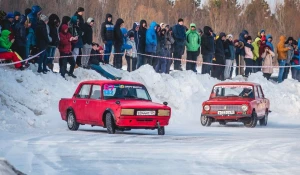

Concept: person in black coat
[[101, 14, 114, 64], [35, 14, 50, 73], [201, 26, 215, 75], [14, 15, 27, 60], [172, 18, 186, 70], [212, 32, 226, 80], [47, 14, 60, 71], [74, 7, 84, 30], [113, 18, 124, 69], [137, 19, 147, 68]]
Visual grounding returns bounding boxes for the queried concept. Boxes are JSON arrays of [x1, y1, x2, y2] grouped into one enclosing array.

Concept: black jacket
[[48, 14, 60, 47], [89, 49, 103, 65], [224, 39, 232, 58], [14, 15, 27, 47], [1, 19, 12, 31], [82, 22, 93, 45], [74, 13, 84, 30], [138, 20, 147, 53], [215, 38, 225, 57], [35, 20, 50, 50], [114, 18, 124, 47], [127, 22, 139, 49], [100, 14, 114, 42], [201, 26, 215, 55]]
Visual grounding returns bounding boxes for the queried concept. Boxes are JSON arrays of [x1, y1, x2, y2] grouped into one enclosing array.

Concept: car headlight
[[204, 105, 210, 111], [241, 105, 248, 112], [121, 109, 134, 115], [158, 110, 170, 116]]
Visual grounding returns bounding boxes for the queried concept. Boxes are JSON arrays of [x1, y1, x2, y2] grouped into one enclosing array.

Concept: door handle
[[73, 100, 76, 103], [86, 101, 89, 104]]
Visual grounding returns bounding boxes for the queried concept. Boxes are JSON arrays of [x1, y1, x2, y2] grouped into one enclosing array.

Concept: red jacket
[[58, 24, 77, 54]]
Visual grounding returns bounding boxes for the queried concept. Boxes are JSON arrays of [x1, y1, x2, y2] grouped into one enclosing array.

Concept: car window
[[258, 86, 264, 98], [78, 84, 91, 99], [103, 84, 151, 100], [254, 86, 259, 98], [212, 85, 254, 98], [90, 85, 101, 100]]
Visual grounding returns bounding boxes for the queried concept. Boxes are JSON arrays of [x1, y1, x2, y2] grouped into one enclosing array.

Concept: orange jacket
[[276, 36, 290, 60]]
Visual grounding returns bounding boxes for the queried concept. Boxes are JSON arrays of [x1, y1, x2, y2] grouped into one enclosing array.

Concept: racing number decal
[[104, 84, 114, 96]]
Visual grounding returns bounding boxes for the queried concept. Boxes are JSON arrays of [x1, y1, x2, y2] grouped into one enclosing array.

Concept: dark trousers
[[104, 40, 113, 64], [15, 45, 26, 60], [244, 58, 253, 77], [137, 53, 145, 69], [155, 48, 169, 74], [202, 54, 213, 75], [113, 45, 123, 69], [76, 48, 82, 66], [125, 55, 137, 72], [186, 51, 198, 72], [38, 50, 47, 72], [173, 44, 184, 70], [145, 52, 154, 66], [59, 52, 75, 77], [263, 73, 271, 80], [211, 55, 225, 80], [283, 63, 291, 80]]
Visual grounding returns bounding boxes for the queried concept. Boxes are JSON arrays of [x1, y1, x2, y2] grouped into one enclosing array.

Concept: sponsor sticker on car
[[137, 111, 156, 116]]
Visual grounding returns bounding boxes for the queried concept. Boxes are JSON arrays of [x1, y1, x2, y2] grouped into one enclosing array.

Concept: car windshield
[[103, 84, 151, 100], [211, 85, 254, 98]]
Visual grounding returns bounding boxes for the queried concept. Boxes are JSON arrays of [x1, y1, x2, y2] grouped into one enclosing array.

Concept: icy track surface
[[1, 64, 300, 175]]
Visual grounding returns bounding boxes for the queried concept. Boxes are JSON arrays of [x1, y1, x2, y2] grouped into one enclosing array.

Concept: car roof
[[214, 82, 260, 86], [80, 80, 144, 86]]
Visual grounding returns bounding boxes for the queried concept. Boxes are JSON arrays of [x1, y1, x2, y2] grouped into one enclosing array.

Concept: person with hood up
[[172, 18, 186, 70], [277, 36, 292, 83], [125, 32, 138, 72], [35, 14, 50, 73], [283, 37, 295, 80], [244, 36, 254, 78], [27, 5, 42, 31], [261, 45, 275, 80], [113, 18, 125, 69], [58, 24, 77, 78], [155, 29, 168, 73], [74, 7, 84, 30], [291, 39, 300, 81], [145, 21, 157, 66], [82, 17, 94, 68], [69, 15, 83, 66], [252, 37, 261, 73], [258, 38, 268, 72], [25, 17, 36, 60], [1, 12, 14, 31], [165, 27, 175, 74], [47, 14, 60, 71], [201, 26, 215, 75], [127, 22, 140, 50], [224, 34, 235, 79], [212, 32, 226, 80], [11, 11, 21, 32], [14, 15, 28, 60], [236, 30, 249, 76], [0, 30, 28, 70], [234, 40, 244, 76], [185, 23, 200, 72], [260, 30, 266, 41], [266, 34, 274, 51], [101, 14, 114, 64], [137, 20, 147, 68], [59, 16, 71, 32]]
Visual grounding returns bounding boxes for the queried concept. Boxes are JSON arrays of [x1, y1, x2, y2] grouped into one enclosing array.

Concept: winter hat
[[260, 29, 265, 34], [247, 36, 252, 41], [77, 7, 84, 12], [40, 14, 48, 22], [6, 12, 14, 19], [14, 11, 21, 17], [61, 24, 68, 32], [227, 34, 233, 39], [25, 8, 31, 16], [219, 32, 226, 38], [178, 18, 184, 22], [87, 17, 94, 23], [234, 39, 239, 44], [128, 32, 134, 38], [160, 23, 164, 27], [92, 42, 99, 47]]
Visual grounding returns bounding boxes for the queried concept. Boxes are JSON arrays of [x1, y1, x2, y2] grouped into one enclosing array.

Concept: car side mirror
[[163, 102, 168, 106]]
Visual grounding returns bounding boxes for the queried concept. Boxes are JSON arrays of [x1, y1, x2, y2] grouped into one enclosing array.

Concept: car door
[[255, 85, 264, 117], [73, 84, 92, 123], [258, 85, 267, 115], [253, 86, 263, 116], [87, 84, 105, 126]]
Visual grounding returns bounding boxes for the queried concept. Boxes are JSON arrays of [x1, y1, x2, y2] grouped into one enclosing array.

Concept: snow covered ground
[[1, 64, 300, 175]]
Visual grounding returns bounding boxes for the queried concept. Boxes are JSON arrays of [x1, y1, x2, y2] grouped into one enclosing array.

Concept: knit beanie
[[77, 7, 84, 12], [40, 14, 48, 22]]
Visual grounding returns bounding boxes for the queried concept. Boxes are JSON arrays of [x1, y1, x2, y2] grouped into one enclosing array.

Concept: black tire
[[219, 121, 226, 126], [201, 115, 212, 127], [67, 110, 79, 131], [105, 112, 116, 134], [244, 111, 257, 128], [259, 111, 268, 126], [158, 126, 165, 135]]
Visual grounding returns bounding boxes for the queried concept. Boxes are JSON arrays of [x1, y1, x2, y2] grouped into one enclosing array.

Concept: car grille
[[210, 105, 242, 112]]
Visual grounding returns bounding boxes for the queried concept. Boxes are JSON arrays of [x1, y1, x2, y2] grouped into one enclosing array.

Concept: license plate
[[137, 111, 156, 116], [217, 111, 235, 115]]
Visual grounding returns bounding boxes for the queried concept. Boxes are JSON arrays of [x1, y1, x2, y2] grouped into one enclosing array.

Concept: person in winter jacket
[[1, 12, 14, 31], [283, 37, 295, 80], [11, 11, 21, 33], [260, 30, 266, 41], [257, 38, 268, 72], [125, 32, 138, 72], [165, 27, 175, 74], [101, 14, 114, 64], [172, 18, 186, 70], [47, 14, 60, 71], [234, 40, 244, 76], [155, 29, 168, 73], [27, 5, 42, 31], [25, 17, 36, 60], [236, 30, 249, 76], [266, 34, 274, 51], [127, 22, 139, 50], [14, 15, 27, 60], [59, 16, 71, 32], [153, 25, 162, 68], [252, 37, 261, 73], [201, 26, 215, 75], [261, 46, 275, 80], [58, 24, 77, 78], [277, 36, 292, 83], [0, 30, 27, 70], [211, 32, 226, 80], [113, 18, 124, 69], [185, 23, 200, 72], [69, 15, 83, 66], [82, 17, 94, 68], [35, 14, 50, 73], [224, 34, 235, 79], [74, 7, 84, 30], [291, 39, 300, 81], [145, 21, 157, 66], [137, 19, 147, 68], [244, 36, 254, 77]]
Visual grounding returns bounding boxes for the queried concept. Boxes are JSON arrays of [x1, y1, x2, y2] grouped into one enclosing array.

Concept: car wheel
[[219, 121, 226, 126], [158, 126, 165, 135], [67, 110, 79, 131], [105, 112, 116, 134], [201, 115, 212, 127], [244, 111, 257, 128], [259, 111, 268, 126]]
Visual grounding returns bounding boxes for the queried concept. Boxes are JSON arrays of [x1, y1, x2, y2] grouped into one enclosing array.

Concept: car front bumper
[[116, 116, 170, 128], [201, 114, 252, 120]]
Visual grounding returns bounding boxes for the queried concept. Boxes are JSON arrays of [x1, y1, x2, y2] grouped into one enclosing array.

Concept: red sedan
[[59, 80, 171, 135], [201, 82, 270, 128]]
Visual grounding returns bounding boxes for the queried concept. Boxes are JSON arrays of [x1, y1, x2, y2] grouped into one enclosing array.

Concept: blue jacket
[[266, 34, 274, 51], [173, 23, 186, 46], [238, 30, 248, 56], [291, 38, 300, 70], [146, 21, 157, 53], [121, 28, 132, 52], [27, 5, 42, 31], [26, 28, 36, 48]]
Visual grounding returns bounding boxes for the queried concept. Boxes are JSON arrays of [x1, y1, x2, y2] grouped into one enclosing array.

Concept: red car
[[59, 80, 171, 135], [201, 82, 270, 128]]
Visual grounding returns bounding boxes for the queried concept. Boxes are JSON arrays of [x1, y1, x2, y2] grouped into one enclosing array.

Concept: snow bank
[[0, 158, 25, 175], [0, 64, 300, 133]]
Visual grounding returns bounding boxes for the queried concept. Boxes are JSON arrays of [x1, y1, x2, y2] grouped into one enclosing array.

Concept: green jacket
[[186, 23, 200, 52], [252, 37, 261, 61], [0, 30, 12, 50]]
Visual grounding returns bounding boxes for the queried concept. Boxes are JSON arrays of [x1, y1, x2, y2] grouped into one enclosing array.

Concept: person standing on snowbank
[[113, 18, 125, 69], [172, 18, 186, 70], [101, 14, 114, 64], [185, 23, 200, 72]]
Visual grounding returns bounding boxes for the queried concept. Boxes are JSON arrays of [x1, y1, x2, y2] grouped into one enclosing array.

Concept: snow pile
[[0, 158, 25, 175], [0, 64, 300, 133]]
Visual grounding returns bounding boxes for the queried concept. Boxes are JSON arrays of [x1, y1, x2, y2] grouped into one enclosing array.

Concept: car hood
[[106, 100, 170, 109], [204, 97, 253, 105]]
